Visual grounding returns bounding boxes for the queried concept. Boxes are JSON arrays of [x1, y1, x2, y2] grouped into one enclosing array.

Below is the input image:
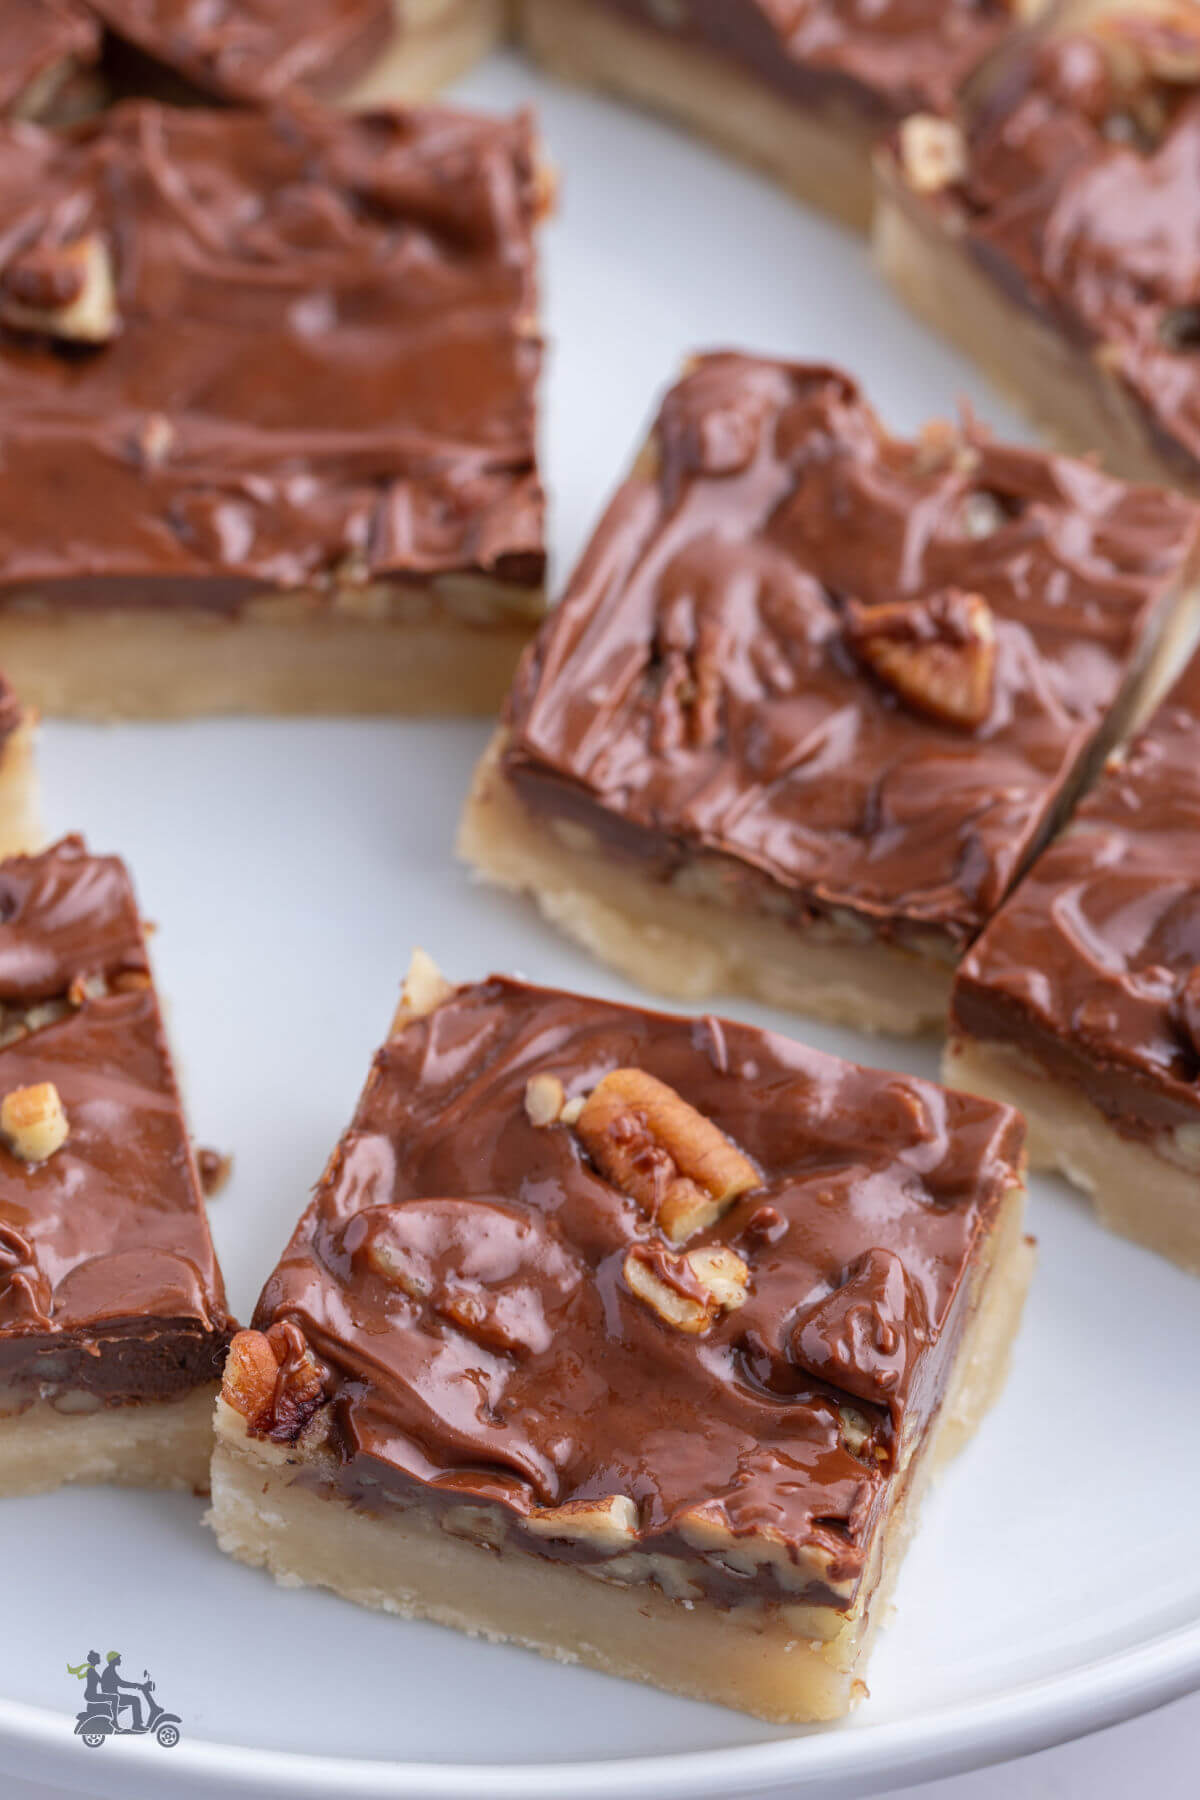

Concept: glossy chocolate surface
[[0, 837, 232, 1404], [88, 0, 392, 105], [1, 0, 99, 119], [937, 10, 1200, 479], [600, 0, 1027, 122], [253, 975, 1023, 1604], [502, 354, 1198, 948], [0, 101, 544, 611], [954, 643, 1200, 1140]]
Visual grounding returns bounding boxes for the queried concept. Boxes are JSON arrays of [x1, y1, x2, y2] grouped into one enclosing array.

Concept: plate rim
[[5, 1614, 1198, 1799]]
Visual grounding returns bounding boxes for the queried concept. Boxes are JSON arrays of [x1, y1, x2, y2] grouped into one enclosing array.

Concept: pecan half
[[221, 1321, 325, 1439], [845, 589, 995, 731], [576, 1067, 759, 1241], [0, 233, 118, 343], [1, 1082, 68, 1163], [623, 1242, 749, 1333]]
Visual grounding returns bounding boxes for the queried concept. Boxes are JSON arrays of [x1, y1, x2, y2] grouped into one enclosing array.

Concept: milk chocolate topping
[[0, 101, 544, 611], [1, 0, 99, 119], [944, 11, 1200, 479], [88, 0, 392, 106], [252, 976, 1023, 1604], [954, 643, 1200, 1141], [600, 0, 1027, 122], [0, 837, 232, 1405], [502, 354, 1198, 948]]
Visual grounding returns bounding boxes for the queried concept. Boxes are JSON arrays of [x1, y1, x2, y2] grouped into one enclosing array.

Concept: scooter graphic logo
[[67, 1650, 183, 1750]]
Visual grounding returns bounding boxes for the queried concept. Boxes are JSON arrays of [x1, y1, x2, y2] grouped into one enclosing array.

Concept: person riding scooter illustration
[[100, 1651, 144, 1729], [68, 1649, 183, 1749]]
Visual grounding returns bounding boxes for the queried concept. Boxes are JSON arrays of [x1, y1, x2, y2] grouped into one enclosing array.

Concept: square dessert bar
[[1, 0, 100, 122], [948, 640, 1200, 1275], [0, 100, 545, 717], [210, 956, 1031, 1723], [0, 836, 234, 1496], [878, 1, 1200, 491], [519, 0, 1044, 230], [90, 0, 508, 110], [460, 353, 1200, 1034]]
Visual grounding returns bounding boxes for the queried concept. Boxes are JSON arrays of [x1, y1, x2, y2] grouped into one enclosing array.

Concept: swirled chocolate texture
[[252, 975, 1023, 1606], [929, 9, 1200, 482], [594, 0, 1030, 122], [500, 354, 1199, 952], [87, 0, 392, 105], [0, 837, 233, 1407], [1, 0, 100, 119], [954, 642, 1200, 1142], [0, 101, 544, 612]]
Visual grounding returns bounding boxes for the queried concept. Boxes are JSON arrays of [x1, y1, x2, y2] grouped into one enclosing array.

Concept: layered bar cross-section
[[461, 353, 1200, 1033], [877, 1, 1200, 490], [948, 639, 1200, 1275], [210, 957, 1031, 1722], [0, 99, 546, 716], [519, 0, 1044, 229], [0, 837, 234, 1495]]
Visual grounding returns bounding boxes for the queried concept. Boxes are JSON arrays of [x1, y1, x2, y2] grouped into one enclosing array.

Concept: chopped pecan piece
[[525, 1493, 639, 1548], [0, 233, 118, 343], [845, 589, 996, 731], [1, 1082, 69, 1163], [524, 1072, 566, 1127], [221, 1321, 325, 1439], [898, 115, 967, 193], [390, 948, 453, 1034], [623, 1241, 749, 1333], [576, 1067, 759, 1241]]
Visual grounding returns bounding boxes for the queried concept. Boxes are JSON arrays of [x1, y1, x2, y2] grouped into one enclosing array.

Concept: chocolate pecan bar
[[1, 0, 100, 121], [0, 836, 234, 1496], [0, 100, 545, 717], [91, 0, 507, 110], [209, 955, 1031, 1722], [518, 0, 1044, 230], [877, 1, 1200, 490], [460, 353, 1200, 1034], [947, 639, 1200, 1275]]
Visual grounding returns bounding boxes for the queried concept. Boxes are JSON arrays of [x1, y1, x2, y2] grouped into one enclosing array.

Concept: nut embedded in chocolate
[[222, 1321, 324, 1440], [623, 1241, 749, 1333], [844, 590, 996, 731], [525, 1493, 639, 1547], [1, 1080, 68, 1163], [0, 233, 118, 343], [576, 1067, 759, 1242]]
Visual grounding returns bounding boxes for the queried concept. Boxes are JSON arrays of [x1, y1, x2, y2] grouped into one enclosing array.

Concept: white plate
[[2, 48, 1198, 1800]]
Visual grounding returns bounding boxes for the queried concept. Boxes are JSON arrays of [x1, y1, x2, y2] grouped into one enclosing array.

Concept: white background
[[0, 46, 1196, 1800]]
